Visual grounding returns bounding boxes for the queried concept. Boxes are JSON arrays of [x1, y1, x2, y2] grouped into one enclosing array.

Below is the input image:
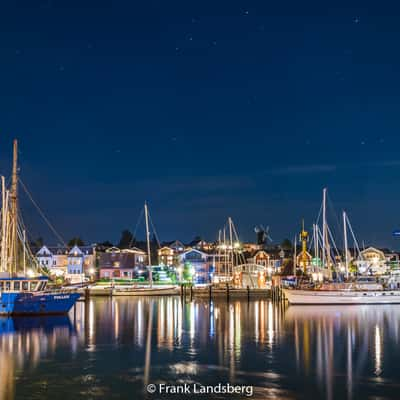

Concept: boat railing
[[44, 287, 81, 295]]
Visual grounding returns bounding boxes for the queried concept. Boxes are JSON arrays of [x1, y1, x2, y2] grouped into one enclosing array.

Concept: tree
[[118, 229, 134, 249], [280, 238, 293, 251], [68, 237, 85, 247], [30, 237, 44, 250], [99, 240, 113, 248], [35, 237, 44, 247], [349, 260, 358, 274], [183, 262, 194, 282]]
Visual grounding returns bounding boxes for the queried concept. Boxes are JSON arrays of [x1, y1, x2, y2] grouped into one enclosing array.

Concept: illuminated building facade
[[98, 247, 147, 279]]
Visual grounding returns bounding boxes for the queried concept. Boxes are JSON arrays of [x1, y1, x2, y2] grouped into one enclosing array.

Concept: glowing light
[[374, 325, 382, 376], [267, 301, 274, 345], [312, 273, 318, 281]]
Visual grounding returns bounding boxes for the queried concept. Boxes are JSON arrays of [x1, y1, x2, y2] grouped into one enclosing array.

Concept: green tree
[[98, 240, 113, 248], [183, 262, 194, 282], [349, 260, 358, 274], [118, 230, 134, 249], [280, 238, 293, 251], [68, 237, 85, 247], [35, 237, 44, 247]]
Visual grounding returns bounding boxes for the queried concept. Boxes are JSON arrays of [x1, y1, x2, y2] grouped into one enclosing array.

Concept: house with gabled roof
[[98, 247, 147, 279], [36, 244, 96, 280]]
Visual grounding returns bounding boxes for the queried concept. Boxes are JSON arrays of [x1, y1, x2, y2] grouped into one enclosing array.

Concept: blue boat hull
[[0, 315, 73, 335], [0, 292, 80, 315]]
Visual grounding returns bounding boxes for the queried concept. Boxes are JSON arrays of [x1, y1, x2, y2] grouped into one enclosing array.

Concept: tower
[[300, 220, 309, 273]]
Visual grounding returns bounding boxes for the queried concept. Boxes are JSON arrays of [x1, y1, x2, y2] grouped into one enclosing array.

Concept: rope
[[149, 212, 161, 248], [345, 213, 362, 260], [327, 191, 344, 248], [19, 178, 67, 246], [129, 207, 144, 247]]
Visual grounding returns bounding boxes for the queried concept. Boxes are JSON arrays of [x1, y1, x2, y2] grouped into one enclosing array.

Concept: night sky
[[1, 1, 400, 248]]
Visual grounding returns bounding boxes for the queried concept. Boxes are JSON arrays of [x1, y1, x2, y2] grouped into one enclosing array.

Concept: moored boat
[[0, 140, 80, 315], [0, 276, 80, 315], [286, 187, 400, 305], [284, 288, 400, 305], [111, 285, 179, 296]]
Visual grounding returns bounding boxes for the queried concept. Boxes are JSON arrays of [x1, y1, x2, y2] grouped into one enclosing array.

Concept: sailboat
[[111, 202, 178, 296], [284, 188, 400, 305], [0, 140, 80, 315]]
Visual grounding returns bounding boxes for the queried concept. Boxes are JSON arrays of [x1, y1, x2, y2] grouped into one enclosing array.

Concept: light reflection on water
[[0, 298, 399, 399]]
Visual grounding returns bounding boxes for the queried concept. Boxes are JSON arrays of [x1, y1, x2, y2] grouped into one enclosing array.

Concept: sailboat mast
[[23, 229, 26, 275], [144, 202, 152, 287], [1, 176, 6, 273], [228, 217, 233, 276], [217, 229, 221, 276], [223, 227, 227, 275], [343, 211, 349, 280], [322, 188, 326, 270], [313, 224, 318, 273], [10, 139, 18, 275], [293, 235, 297, 275], [322, 187, 332, 279]]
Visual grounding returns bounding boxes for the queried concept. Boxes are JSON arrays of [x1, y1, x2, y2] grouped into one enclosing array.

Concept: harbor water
[[0, 297, 399, 399]]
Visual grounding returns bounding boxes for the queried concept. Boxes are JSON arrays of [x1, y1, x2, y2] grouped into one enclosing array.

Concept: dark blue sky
[[1, 0, 400, 247]]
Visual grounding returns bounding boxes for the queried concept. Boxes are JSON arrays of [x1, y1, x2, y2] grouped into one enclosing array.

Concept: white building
[[35, 245, 96, 282]]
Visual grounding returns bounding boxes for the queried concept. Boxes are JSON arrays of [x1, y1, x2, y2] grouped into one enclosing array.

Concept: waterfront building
[[158, 246, 175, 267], [36, 245, 67, 276], [98, 247, 147, 279], [168, 240, 185, 253], [188, 238, 215, 252], [357, 247, 386, 275], [246, 250, 281, 273], [158, 241, 186, 267], [35, 245, 96, 280], [356, 247, 391, 275], [178, 248, 211, 283]]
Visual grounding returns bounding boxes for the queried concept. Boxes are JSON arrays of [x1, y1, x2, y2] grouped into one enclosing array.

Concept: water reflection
[[0, 316, 75, 400], [0, 299, 399, 399]]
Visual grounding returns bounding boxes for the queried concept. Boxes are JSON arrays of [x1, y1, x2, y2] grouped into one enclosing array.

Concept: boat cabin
[[0, 277, 48, 292]]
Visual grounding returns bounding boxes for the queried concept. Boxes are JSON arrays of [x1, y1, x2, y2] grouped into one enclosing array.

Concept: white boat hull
[[112, 286, 179, 296], [283, 289, 400, 305]]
